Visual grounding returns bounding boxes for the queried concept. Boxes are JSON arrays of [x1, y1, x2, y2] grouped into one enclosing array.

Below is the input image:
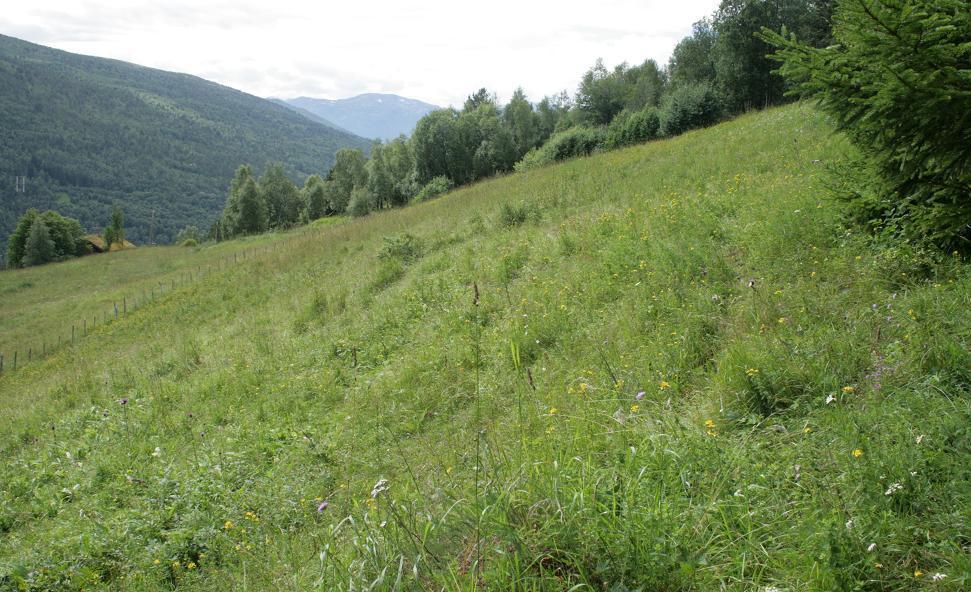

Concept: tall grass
[[0, 104, 968, 591]]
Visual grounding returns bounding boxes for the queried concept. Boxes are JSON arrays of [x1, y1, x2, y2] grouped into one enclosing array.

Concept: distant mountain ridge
[[0, 34, 370, 252], [285, 93, 439, 141]]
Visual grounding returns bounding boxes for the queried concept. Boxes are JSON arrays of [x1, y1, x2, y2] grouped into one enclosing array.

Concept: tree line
[[213, 0, 834, 238]]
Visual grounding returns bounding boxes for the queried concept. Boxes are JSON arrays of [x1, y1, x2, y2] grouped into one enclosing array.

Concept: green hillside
[[0, 34, 370, 252], [0, 104, 968, 591]]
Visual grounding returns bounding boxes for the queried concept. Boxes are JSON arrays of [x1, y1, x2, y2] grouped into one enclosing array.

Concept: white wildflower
[[916, 434, 925, 444], [845, 519, 854, 530], [371, 478, 389, 499], [151, 447, 161, 457], [867, 543, 877, 553], [825, 394, 836, 404], [884, 482, 903, 496], [931, 573, 947, 582]]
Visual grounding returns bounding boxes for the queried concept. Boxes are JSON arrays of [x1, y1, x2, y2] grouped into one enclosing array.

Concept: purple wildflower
[[119, 397, 128, 405], [635, 391, 646, 401], [317, 501, 329, 512]]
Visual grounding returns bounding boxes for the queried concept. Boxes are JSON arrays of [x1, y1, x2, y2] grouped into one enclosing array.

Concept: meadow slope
[[0, 104, 968, 591]]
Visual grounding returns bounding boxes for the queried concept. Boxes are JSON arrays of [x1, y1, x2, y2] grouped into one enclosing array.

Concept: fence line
[[0, 234, 304, 377]]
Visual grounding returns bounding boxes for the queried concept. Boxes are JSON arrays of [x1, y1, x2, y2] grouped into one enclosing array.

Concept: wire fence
[[0, 235, 306, 376]]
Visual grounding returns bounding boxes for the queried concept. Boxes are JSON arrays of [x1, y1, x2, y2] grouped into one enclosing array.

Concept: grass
[[0, 103, 968, 591]]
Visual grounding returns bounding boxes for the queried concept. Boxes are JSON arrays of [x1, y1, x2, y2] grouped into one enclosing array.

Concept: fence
[[0, 233, 312, 376]]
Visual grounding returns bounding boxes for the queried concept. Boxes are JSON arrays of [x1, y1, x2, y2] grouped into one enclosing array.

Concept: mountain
[[0, 34, 370, 251], [285, 93, 439, 140], [267, 98, 356, 136]]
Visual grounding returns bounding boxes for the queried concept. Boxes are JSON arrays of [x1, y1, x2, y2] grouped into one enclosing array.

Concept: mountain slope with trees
[[0, 34, 370, 253]]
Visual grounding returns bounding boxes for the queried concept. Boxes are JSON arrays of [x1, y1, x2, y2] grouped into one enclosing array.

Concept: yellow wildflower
[[659, 381, 670, 390], [842, 386, 855, 394], [746, 368, 759, 377], [630, 404, 640, 413], [223, 520, 234, 530], [914, 570, 923, 578], [704, 419, 716, 429], [153, 559, 160, 566], [548, 407, 558, 416], [852, 449, 863, 458], [187, 562, 196, 570]]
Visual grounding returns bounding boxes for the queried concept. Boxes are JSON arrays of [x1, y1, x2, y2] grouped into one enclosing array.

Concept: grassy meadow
[[0, 103, 968, 591]]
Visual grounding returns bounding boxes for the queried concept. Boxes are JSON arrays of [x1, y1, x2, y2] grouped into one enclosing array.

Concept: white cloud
[[1, 0, 719, 107]]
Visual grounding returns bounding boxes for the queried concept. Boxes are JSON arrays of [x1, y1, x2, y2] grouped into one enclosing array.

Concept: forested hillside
[[0, 34, 369, 252]]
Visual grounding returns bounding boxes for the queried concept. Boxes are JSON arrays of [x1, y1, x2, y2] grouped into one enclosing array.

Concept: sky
[[1, 0, 720, 108]]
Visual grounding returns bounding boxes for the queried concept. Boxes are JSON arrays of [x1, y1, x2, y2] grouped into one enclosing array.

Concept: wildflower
[[371, 478, 389, 499], [914, 570, 923, 578], [630, 404, 639, 413], [916, 435, 925, 444], [153, 559, 160, 565], [223, 520, 234, 530], [825, 394, 836, 404], [778, 317, 787, 324], [187, 562, 196, 570], [151, 447, 161, 457], [635, 391, 646, 401], [852, 449, 863, 458], [659, 381, 670, 390], [884, 482, 903, 496], [317, 501, 328, 513], [931, 573, 947, 581], [866, 542, 876, 552], [704, 419, 716, 429], [875, 563, 883, 569], [803, 427, 812, 434], [845, 519, 854, 530], [119, 398, 128, 405], [548, 407, 558, 416], [842, 386, 855, 394], [745, 368, 759, 377]]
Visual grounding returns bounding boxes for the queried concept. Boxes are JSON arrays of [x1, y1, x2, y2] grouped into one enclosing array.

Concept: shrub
[[180, 238, 199, 247], [413, 176, 453, 203], [514, 126, 606, 171], [659, 82, 724, 136], [764, 1, 971, 251], [604, 107, 661, 149]]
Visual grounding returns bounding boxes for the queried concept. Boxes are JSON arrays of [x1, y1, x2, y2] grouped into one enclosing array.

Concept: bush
[[659, 82, 724, 136], [180, 238, 199, 247], [764, 1, 971, 251], [604, 107, 661, 149], [413, 176, 453, 203], [514, 126, 606, 171]]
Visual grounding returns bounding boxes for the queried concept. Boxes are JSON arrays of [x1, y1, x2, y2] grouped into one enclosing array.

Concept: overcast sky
[[1, 0, 719, 108]]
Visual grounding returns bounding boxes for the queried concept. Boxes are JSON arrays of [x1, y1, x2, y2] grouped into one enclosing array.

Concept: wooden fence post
[[123, 297, 127, 315]]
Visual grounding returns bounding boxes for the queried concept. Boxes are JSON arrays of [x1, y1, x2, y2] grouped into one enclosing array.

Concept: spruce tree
[[23, 219, 55, 267]]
